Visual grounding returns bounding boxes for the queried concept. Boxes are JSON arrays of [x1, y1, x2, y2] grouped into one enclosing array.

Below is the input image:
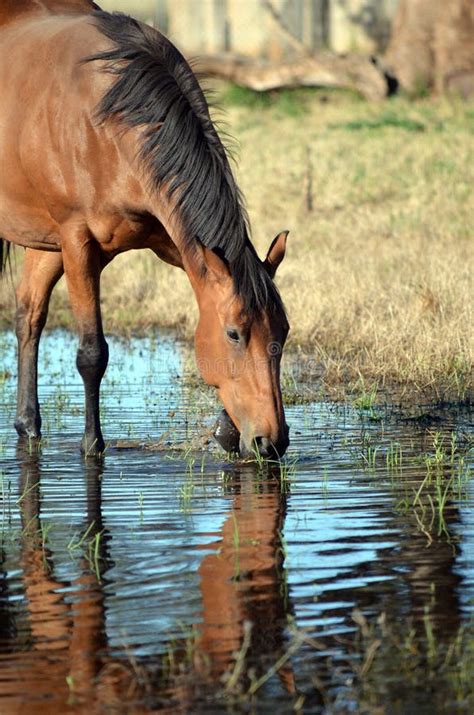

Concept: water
[[0, 330, 473, 713]]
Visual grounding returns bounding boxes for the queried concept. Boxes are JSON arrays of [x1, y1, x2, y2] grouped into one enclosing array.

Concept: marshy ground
[[0, 330, 472, 713]]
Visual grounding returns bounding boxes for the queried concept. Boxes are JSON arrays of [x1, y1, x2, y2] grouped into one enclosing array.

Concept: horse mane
[[87, 11, 284, 319]]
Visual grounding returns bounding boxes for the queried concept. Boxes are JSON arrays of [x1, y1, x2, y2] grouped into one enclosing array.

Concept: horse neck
[[145, 191, 204, 290]]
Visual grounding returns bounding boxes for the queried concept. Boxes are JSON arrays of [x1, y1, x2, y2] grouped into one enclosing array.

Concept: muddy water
[[0, 330, 473, 714]]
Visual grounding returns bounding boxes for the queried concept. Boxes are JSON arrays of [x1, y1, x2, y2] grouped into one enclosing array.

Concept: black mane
[[87, 11, 284, 318]]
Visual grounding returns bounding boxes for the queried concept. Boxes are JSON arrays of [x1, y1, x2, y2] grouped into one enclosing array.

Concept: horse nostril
[[254, 436, 273, 458], [246, 433, 289, 460], [262, 435, 290, 459]]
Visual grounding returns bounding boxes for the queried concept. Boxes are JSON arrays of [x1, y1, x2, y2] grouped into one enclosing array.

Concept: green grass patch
[[220, 83, 311, 117], [330, 111, 426, 132]]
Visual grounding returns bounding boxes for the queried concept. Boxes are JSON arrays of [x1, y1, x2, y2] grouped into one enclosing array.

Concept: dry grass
[[1, 89, 473, 400]]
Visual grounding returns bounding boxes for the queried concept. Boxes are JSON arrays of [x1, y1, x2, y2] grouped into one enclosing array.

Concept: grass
[[351, 611, 474, 713], [104, 609, 474, 713], [330, 112, 426, 132], [355, 427, 473, 542], [1, 88, 473, 402]]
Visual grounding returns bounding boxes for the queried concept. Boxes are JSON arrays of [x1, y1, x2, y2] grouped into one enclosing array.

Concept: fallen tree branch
[[195, 53, 388, 101]]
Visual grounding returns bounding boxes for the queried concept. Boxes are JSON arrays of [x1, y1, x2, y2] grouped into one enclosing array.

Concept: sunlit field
[[1, 88, 473, 400]]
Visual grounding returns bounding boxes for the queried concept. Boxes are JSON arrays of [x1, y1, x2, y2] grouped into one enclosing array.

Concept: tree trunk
[[385, 0, 474, 97], [434, 0, 474, 97]]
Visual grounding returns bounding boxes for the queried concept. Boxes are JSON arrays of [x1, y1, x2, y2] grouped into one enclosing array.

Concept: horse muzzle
[[213, 409, 289, 460], [239, 431, 290, 460]]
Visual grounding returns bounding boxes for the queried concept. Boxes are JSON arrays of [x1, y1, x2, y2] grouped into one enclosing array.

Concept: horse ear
[[199, 244, 231, 283], [263, 231, 288, 278]]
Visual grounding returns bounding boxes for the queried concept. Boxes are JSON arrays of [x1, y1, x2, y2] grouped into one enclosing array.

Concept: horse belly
[[0, 133, 62, 250], [0, 204, 61, 250]]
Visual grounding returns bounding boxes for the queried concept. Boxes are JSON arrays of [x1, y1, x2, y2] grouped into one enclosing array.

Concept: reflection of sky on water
[[456, 477, 474, 612], [1, 329, 191, 446], [0, 330, 473, 664]]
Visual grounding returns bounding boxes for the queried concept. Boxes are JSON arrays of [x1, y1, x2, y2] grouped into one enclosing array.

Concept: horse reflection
[[192, 466, 298, 695], [0, 445, 110, 710]]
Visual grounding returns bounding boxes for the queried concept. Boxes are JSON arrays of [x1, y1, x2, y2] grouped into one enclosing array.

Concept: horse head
[[187, 231, 290, 459]]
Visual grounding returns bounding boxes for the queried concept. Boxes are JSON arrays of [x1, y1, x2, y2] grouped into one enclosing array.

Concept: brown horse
[[0, 0, 290, 458]]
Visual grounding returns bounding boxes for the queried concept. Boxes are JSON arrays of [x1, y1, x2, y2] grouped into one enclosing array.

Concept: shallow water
[[0, 330, 473, 713]]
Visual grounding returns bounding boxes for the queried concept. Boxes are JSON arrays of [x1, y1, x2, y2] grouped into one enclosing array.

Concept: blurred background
[[97, 0, 474, 99], [99, 0, 398, 56]]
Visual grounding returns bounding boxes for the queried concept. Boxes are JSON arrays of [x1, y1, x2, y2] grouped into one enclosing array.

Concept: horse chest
[[88, 216, 154, 256]]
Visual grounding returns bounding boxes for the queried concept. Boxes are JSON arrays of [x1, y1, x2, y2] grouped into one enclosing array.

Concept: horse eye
[[226, 329, 240, 343]]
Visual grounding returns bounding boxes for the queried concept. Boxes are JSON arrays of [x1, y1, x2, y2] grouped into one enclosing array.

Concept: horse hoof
[[213, 410, 240, 454]]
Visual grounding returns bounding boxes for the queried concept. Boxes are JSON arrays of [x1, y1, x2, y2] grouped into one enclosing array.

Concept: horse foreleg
[[15, 249, 64, 439], [61, 229, 108, 456]]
